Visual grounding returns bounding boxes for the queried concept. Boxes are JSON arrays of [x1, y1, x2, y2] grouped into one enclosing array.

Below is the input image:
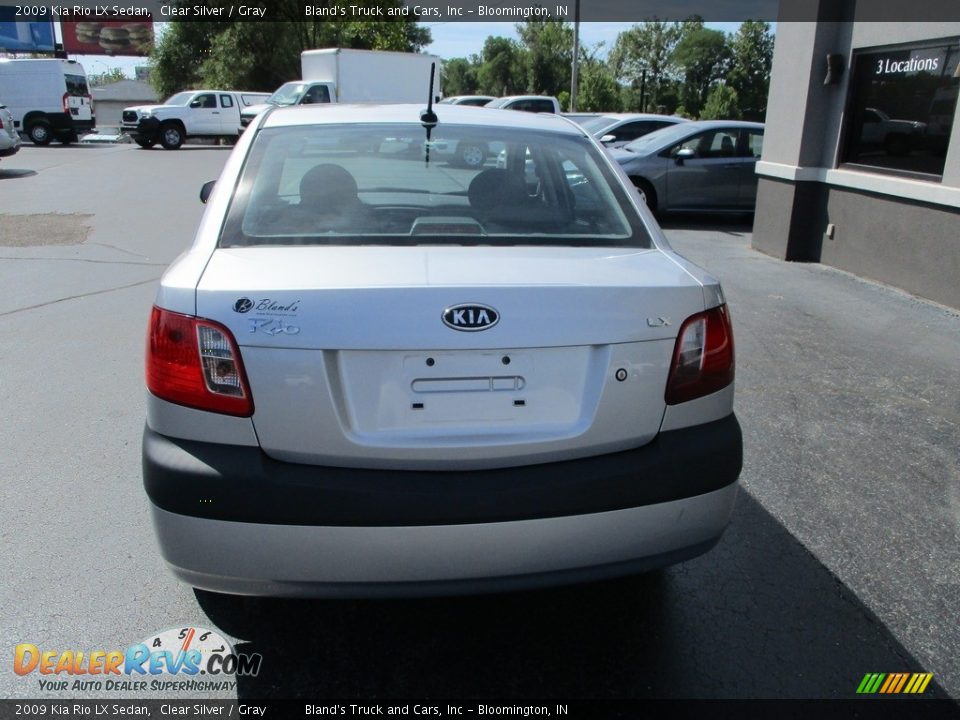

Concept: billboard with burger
[[61, 19, 154, 56]]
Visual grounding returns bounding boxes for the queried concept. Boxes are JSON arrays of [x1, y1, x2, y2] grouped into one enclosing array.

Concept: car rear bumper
[[152, 487, 736, 597], [144, 414, 741, 595]]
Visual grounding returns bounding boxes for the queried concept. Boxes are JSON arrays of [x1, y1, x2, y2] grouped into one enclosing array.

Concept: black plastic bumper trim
[[143, 414, 742, 527]]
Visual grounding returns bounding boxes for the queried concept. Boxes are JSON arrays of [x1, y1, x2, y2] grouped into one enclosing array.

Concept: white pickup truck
[[121, 89, 269, 149]]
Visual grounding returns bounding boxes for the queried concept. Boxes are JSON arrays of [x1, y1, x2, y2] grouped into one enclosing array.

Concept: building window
[[841, 39, 959, 179]]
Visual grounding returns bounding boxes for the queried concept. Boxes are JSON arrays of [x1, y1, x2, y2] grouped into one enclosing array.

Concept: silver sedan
[[578, 113, 688, 149], [610, 120, 765, 215]]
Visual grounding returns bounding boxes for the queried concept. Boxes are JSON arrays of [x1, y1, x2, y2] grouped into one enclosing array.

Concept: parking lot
[[1, 143, 958, 700]]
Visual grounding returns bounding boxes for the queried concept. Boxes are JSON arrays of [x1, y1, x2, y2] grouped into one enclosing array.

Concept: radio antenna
[[420, 62, 438, 166]]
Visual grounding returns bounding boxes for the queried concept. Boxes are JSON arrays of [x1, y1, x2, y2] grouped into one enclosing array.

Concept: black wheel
[[27, 120, 52, 146], [456, 141, 487, 168], [631, 177, 658, 215], [135, 138, 156, 149], [159, 122, 184, 150]]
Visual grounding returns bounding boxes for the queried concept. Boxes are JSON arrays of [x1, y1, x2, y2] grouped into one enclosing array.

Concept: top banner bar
[[1, 0, 960, 23]]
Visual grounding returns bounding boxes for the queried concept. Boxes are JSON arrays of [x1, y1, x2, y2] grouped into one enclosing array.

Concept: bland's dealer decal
[[233, 297, 302, 335]]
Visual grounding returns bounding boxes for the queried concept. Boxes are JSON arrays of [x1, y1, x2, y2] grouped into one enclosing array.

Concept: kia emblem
[[442, 303, 499, 332]]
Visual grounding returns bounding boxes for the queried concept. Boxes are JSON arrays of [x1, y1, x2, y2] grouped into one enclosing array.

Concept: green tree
[[576, 49, 621, 112], [700, 84, 741, 119], [443, 57, 480, 96], [88, 68, 127, 86], [150, 21, 229, 98], [477, 36, 527, 96], [609, 21, 680, 112], [670, 25, 730, 117], [727, 20, 774, 121], [150, 1, 430, 97], [515, 19, 572, 97]]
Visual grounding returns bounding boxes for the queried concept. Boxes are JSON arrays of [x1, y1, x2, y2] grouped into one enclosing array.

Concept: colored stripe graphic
[[856, 672, 932, 694], [893, 673, 909, 693]]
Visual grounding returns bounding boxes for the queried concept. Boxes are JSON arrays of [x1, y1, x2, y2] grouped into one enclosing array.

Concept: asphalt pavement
[[0, 143, 957, 702]]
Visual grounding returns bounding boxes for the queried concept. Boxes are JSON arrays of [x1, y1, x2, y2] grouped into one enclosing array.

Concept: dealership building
[[754, 7, 960, 308]]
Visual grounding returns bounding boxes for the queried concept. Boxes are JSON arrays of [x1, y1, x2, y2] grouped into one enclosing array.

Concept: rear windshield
[[220, 123, 650, 249], [64, 74, 89, 97]]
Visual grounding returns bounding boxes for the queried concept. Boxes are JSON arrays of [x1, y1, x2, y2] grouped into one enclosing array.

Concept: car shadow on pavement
[[195, 491, 950, 699], [138, 145, 234, 151], [0, 168, 38, 179], [657, 213, 754, 234]]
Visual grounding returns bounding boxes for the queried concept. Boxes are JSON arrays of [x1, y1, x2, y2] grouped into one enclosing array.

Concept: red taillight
[[146, 306, 253, 417], [62, 92, 70, 113], [87, 94, 94, 113], [665, 304, 735, 405]]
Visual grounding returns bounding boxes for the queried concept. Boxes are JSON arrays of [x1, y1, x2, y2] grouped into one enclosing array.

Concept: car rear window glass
[[64, 74, 88, 97], [220, 123, 651, 249]]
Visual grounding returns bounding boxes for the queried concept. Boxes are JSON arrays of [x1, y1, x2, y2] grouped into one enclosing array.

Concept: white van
[[0, 59, 95, 145]]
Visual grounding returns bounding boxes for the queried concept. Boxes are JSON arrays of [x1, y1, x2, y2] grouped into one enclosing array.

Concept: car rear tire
[[159, 123, 184, 150], [632, 177, 658, 215], [135, 138, 156, 149], [27, 120, 52, 146]]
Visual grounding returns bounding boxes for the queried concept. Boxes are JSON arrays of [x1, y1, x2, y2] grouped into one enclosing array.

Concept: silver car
[[610, 120, 764, 215], [0, 101, 21, 161], [438, 95, 496, 107], [143, 104, 741, 597], [578, 113, 689, 149]]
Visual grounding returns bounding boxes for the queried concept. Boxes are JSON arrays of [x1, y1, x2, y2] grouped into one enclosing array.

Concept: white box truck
[[0, 59, 95, 145], [239, 49, 441, 131]]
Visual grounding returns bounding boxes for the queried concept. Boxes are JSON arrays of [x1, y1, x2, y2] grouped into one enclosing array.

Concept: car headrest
[[299, 164, 360, 207], [468, 169, 529, 213]]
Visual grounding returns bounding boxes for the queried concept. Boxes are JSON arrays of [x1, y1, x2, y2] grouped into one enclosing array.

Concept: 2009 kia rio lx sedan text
[[142, 104, 742, 597]]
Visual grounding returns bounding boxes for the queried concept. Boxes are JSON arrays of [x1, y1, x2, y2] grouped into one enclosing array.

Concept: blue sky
[[75, 21, 750, 80]]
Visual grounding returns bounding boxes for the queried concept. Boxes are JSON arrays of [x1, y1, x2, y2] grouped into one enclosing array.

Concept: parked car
[[0, 101, 21, 160], [486, 95, 561, 113], [857, 107, 926, 156], [0, 58, 94, 145], [610, 120, 765, 214], [121, 89, 269, 149], [577, 113, 689, 149], [143, 104, 742, 597], [439, 95, 496, 106]]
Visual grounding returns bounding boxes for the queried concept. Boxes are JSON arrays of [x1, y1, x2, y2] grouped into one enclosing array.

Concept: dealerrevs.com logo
[[14, 627, 262, 692]]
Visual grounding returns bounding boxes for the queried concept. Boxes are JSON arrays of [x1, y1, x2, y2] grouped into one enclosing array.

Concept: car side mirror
[[600, 134, 616, 145], [674, 147, 696, 165], [199, 180, 215, 204], [189, 100, 201, 108]]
